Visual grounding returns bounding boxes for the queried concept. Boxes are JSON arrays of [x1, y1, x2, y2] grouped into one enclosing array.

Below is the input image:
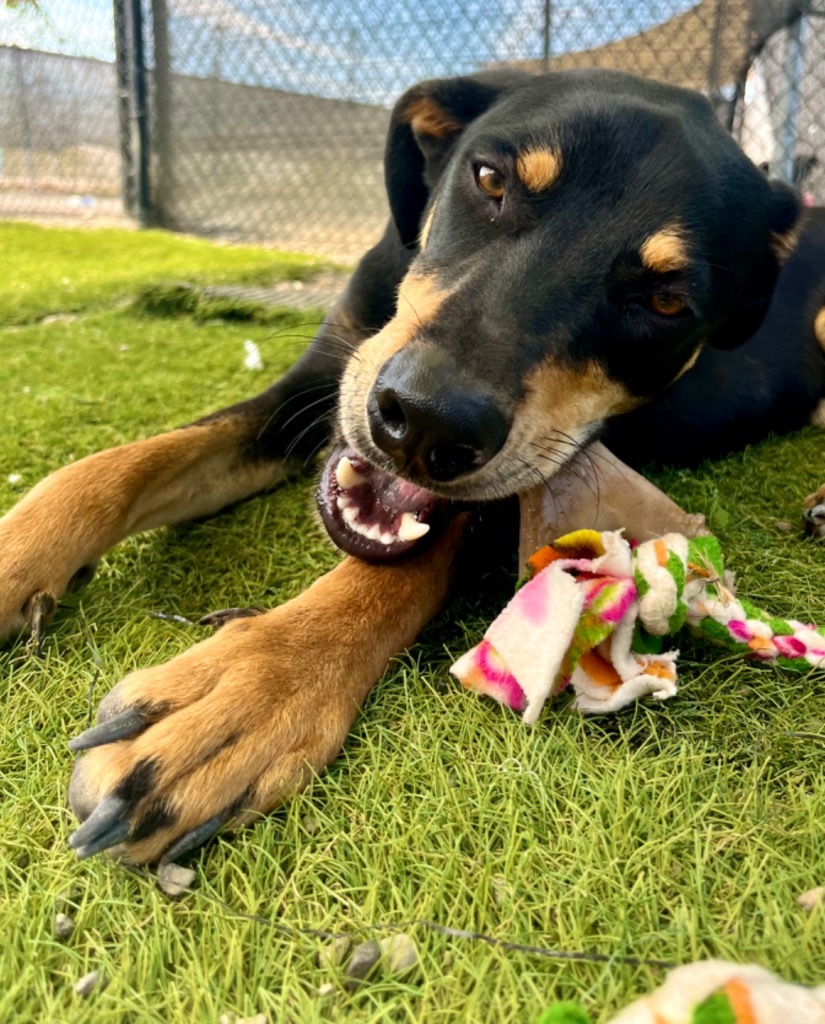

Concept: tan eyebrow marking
[[515, 147, 563, 193], [404, 95, 461, 140], [640, 228, 690, 274]]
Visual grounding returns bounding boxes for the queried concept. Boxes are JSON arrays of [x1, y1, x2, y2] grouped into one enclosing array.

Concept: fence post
[[130, 0, 151, 226], [151, 0, 172, 227], [113, 0, 135, 213]]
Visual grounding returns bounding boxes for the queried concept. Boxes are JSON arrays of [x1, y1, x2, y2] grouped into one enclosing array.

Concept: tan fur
[[515, 147, 562, 192], [404, 95, 461, 140], [814, 307, 825, 351], [805, 481, 825, 507], [419, 203, 437, 249], [0, 417, 292, 641], [520, 358, 640, 433], [810, 400, 825, 430], [338, 270, 450, 446], [70, 517, 468, 862], [640, 227, 690, 274], [771, 226, 802, 262]]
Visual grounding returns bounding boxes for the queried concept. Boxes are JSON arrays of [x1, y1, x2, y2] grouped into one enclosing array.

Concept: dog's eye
[[649, 293, 687, 317], [475, 164, 505, 200]]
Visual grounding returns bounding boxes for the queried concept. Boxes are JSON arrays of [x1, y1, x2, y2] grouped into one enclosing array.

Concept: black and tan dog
[[3, 69, 825, 863]]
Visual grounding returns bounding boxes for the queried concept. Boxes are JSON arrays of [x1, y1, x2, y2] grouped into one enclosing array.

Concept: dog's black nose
[[367, 346, 509, 482]]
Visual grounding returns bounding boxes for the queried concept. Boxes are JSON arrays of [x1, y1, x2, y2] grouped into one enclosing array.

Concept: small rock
[[318, 935, 351, 968], [237, 1015, 268, 1024], [219, 1014, 236, 1024], [317, 983, 335, 997], [344, 940, 381, 989], [157, 862, 196, 897], [797, 886, 825, 912], [302, 814, 319, 834], [776, 521, 793, 533], [54, 913, 76, 941], [379, 933, 419, 975], [74, 970, 104, 997], [492, 875, 509, 906]]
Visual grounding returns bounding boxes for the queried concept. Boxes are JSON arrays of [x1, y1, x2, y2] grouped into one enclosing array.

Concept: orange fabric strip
[[578, 650, 622, 688], [723, 979, 757, 1024]]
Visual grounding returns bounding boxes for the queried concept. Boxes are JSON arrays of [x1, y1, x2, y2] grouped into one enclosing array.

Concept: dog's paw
[[67, 608, 358, 864], [0, 472, 104, 647], [804, 485, 825, 539]]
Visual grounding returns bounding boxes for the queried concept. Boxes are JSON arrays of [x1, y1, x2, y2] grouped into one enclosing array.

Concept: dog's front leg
[[67, 516, 467, 864]]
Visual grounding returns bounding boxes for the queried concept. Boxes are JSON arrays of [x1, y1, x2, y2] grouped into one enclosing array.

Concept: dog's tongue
[[316, 446, 448, 561]]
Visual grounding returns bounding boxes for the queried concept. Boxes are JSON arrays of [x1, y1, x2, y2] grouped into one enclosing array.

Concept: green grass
[[2, 223, 825, 1023], [0, 222, 329, 327]]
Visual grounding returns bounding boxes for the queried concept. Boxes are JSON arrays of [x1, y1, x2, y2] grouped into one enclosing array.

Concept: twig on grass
[[117, 863, 674, 970]]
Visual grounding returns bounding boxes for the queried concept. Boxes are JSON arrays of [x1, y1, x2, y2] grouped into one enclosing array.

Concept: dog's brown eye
[[476, 164, 505, 200], [649, 293, 687, 316]]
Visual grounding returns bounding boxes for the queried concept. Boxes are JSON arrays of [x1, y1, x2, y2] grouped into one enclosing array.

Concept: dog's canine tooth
[[336, 455, 366, 490], [397, 511, 431, 542]]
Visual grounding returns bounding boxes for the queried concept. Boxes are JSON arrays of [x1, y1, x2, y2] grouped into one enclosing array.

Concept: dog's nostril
[[427, 442, 483, 482], [377, 390, 407, 441]]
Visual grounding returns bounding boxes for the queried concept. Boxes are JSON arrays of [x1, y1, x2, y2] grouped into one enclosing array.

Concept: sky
[[0, 0, 697, 104]]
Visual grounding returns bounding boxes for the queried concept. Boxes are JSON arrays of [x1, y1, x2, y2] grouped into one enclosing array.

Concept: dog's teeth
[[367, 524, 383, 541], [336, 456, 366, 490], [336, 495, 351, 510], [380, 532, 395, 545], [397, 511, 431, 542], [342, 506, 358, 526]]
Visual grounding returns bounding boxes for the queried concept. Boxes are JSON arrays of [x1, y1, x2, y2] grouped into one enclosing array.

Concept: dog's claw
[[804, 503, 825, 539], [24, 591, 56, 656], [159, 814, 227, 864], [73, 819, 132, 859], [198, 606, 266, 629], [69, 708, 148, 751], [68, 796, 129, 851]]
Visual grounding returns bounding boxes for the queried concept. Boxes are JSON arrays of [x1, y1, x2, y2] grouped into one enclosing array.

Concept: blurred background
[[1, 0, 823, 262]]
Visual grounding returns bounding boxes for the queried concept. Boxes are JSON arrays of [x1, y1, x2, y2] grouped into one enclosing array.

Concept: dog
[[2, 68, 825, 864]]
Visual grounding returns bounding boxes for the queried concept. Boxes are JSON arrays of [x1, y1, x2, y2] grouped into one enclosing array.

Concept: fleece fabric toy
[[451, 529, 825, 721], [537, 960, 825, 1022]]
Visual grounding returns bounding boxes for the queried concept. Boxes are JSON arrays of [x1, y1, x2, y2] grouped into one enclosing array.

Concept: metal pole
[[779, 6, 807, 183], [542, 0, 551, 72], [113, 0, 135, 214], [130, 0, 151, 226], [151, 0, 171, 226]]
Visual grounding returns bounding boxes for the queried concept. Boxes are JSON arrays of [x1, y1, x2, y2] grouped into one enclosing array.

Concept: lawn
[[1, 223, 824, 1023]]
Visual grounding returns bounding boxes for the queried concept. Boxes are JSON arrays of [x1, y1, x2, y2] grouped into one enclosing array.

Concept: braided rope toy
[[451, 529, 825, 721], [537, 960, 825, 1022]]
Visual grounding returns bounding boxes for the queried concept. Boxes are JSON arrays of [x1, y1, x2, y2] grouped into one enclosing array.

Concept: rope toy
[[451, 529, 825, 721], [536, 960, 825, 1022]]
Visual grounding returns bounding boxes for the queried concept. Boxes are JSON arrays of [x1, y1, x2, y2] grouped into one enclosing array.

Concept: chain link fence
[[1, 0, 823, 259], [0, 0, 128, 225]]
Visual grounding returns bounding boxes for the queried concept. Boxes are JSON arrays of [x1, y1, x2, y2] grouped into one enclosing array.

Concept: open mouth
[[317, 445, 449, 562]]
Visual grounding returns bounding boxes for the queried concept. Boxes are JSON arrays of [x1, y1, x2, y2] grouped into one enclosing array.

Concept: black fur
[[204, 69, 825, 495]]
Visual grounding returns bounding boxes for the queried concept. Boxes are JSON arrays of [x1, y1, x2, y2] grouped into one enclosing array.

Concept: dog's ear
[[385, 72, 528, 248], [707, 179, 801, 350]]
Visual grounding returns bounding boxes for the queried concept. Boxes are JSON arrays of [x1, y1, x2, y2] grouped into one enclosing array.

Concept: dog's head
[[320, 69, 800, 559]]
